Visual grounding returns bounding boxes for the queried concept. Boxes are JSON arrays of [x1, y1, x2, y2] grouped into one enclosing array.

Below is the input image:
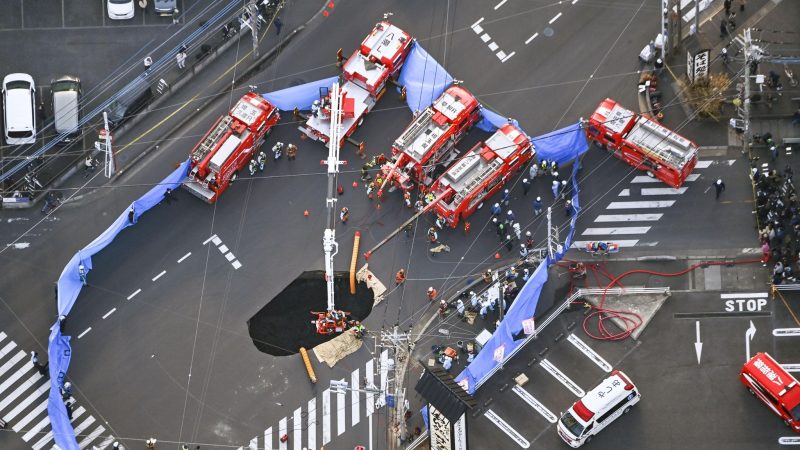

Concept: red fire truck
[[585, 98, 698, 188], [379, 85, 481, 193], [427, 123, 534, 227], [298, 21, 413, 147], [741, 352, 800, 432], [183, 92, 280, 203]]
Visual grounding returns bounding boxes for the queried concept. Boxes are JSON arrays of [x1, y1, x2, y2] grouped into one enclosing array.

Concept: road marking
[[471, 17, 485, 29], [632, 173, 700, 183], [5, 379, 50, 422], [488, 41, 499, 51], [337, 378, 346, 436], [152, 270, 166, 282], [641, 187, 688, 195], [779, 436, 800, 445], [264, 427, 272, 450], [202, 234, 219, 245], [218, 244, 229, 253], [567, 334, 612, 372], [23, 411, 52, 442], [618, 188, 630, 196], [773, 328, 800, 337], [572, 240, 640, 248], [511, 385, 557, 423], [496, 50, 507, 60], [695, 160, 713, 169], [177, 252, 192, 263], [582, 227, 651, 235], [102, 308, 116, 319], [473, 24, 484, 33], [293, 407, 302, 450], [781, 364, 800, 372], [307, 398, 316, 450], [127, 289, 142, 300], [525, 32, 539, 44], [365, 358, 375, 417], [95, 434, 117, 450], [549, 12, 562, 24], [541, 359, 585, 397], [481, 33, 491, 43], [502, 51, 516, 62], [351, 368, 360, 426], [77, 424, 106, 449], [225, 252, 236, 261], [0, 350, 24, 379], [278, 417, 287, 450], [0, 331, 5, 342], [232, 260, 242, 270], [78, 327, 92, 339], [322, 389, 331, 445], [494, 0, 508, 9], [721, 292, 768, 299], [607, 200, 675, 209], [13, 397, 49, 432], [0, 372, 43, 411], [484, 409, 530, 448], [595, 214, 662, 222], [0, 340, 18, 362], [572, 0, 579, 4]]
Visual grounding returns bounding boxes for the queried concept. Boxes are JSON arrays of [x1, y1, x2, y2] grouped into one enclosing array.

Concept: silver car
[[154, 0, 178, 16], [51, 76, 82, 142]]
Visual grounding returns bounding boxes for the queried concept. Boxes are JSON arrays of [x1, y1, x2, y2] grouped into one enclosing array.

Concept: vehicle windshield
[[8, 130, 33, 138], [790, 404, 800, 422], [560, 412, 585, 437], [5, 80, 30, 90], [51, 81, 78, 93], [109, 0, 131, 4]]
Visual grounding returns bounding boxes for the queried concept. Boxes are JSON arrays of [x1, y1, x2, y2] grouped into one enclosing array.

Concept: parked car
[[107, 0, 135, 20], [2, 73, 37, 145], [51, 76, 82, 143], [154, 0, 178, 16], [106, 76, 154, 127]]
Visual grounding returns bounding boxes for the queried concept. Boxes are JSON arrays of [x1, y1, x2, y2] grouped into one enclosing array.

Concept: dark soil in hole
[[247, 270, 374, 356]]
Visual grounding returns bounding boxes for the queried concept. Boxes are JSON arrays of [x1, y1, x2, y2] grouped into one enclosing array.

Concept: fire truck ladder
[[632, 119, 685, 168], [394, 108, 435, 151], [193, 116, 233, 161], [452, 159, 503, 205], [322, 82, 346, 320]]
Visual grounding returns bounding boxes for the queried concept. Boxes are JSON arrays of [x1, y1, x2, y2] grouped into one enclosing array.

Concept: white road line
[[127, 289, 141, 300], [337, 378, 346, 436], [488, 41, 499, 51], [96, 434, 117, 450], [572, 240, 640, 248], [224, 252, 236, 261], [582, 227, 651, 235], [73, 416, 97, 442], [567, 334, 612, 372], [511, 385, 557, 423], [618, 188, 630, 196], [264, 427, 273, 450], [641, 187, 688, 195], [24, 413, 51, 442], [78, 425, 106, 449], [781, 364, 800, 372], [472, 24, 484, 34], [481, 33, 491, 43], [279, 417, 287, 450], [572, 0, 579, 4], [0, 359, 31, 396], [13, 397, 48, 432], [202, 234, 218, 245], [632, 173, 700, 183], [0, 349, 24, 378], [352, 368, 360, 426], [541, 359, 585, 397], [549, 12, 562, 24], [496, 50, 507, 60], [152, 270, 166, 281], [607, 200, 675, 209], [307, 398, 316, 450], [177, 252, 192, 263], [102, 308, 116, 319], [779, 436, 800, 445], [322, 389, 331, 445], [0, 372, 43, 413], [494, 0, 508, 10], [525, 32, 539, 44], [471, 17, 485, 29], [4, 379, 50, 421], [78, 327, 92, 339], [695, 160, 713, 169], [293, 407, 302, 450], [232, 260, 242, 270], [0, 331, 6, 342], [595, 214, 662, 222], [720, 292, 768, 299], [211, 236, 222, 246], [249, 437, 257, 450], [484, 409, 530, 448], [502, 51, 516, 62], [365, 359, 375, 417], [0, 340, 17, 359], [218, 244, 229, 253]]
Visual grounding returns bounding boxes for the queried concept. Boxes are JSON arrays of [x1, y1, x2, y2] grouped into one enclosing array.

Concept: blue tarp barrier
[[476, 107, 520, 133], [532, 122, 589, 166], [398, 44, 454, 113], [421, 405, 429, 430], [49, 159, 191, 450], [262, 76, 340, 111]]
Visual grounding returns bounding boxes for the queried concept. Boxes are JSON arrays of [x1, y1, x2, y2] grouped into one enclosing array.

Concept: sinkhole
[[247, 271, 374, 356]]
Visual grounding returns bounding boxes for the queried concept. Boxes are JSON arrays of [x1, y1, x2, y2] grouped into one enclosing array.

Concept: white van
[[557, 370, 641, 447], [2, 73, 37, 145]]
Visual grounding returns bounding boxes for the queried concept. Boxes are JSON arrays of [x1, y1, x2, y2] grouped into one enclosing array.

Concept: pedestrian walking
[[143, 56, 153, 74], [712, 179, 726, 200], [501, 189, 511, 206], [506, 209, 516, 224], [521, 178, 531, 195], [724, 0, 732, 15], [257, 151, 267, 172], [176, 52, 187, 69], [533, 196, 543, 215], [720, 47, 729, 65], [83, 156, 95, 177], [727, 11, 737, 30], [78, 263, 87, 286], [60, 381, 72, 401], [64, 398, 74, 420], [340, 207, 350, 223], [490, 202, 502, 217], [552, 180, 560, 199], [512, 222, 522, 241], [438, 300, 448, 318], [286, 143, 298, 160], [427, 287, 438, 302], [274, 17, 283, 35], [456, 299, 465, 318], [720, 18, 729, 38], [428, 227, 439, 244], [565, 199, 573, 217], [504, 235, 513, 251], [31, 351, 48, 375], [395, 269, 406, 285], [435, 216, 445, 230]]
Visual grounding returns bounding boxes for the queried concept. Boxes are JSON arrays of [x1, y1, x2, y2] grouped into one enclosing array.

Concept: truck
[[427, 123, 534, 227], [584, 98, 698, 188], [378, 84, 481, 194], [183, 92, 280, 203], [298, 21, 414, 148]]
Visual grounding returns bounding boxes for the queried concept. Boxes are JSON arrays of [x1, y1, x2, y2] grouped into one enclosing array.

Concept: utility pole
[[661, 0, 670, 59], [740, 28, 763, 157], [545, 207, 560, 261], [379, 325, 411, 448], [96, 111, 114, 178], [244, 0, 260, 58]]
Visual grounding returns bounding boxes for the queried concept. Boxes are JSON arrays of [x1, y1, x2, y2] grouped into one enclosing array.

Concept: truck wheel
[[585, 435, 592, 444], [623, 406, 631, 414]]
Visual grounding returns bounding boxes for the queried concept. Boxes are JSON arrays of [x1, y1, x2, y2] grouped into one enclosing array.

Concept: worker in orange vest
[[427, 287, 438, 302], [395, 269, 406, 285]]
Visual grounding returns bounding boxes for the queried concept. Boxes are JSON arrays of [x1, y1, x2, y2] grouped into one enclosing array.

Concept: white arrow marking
[[773, 328, 800, 337], [746, 320, 757, 361], [694, 321, 703, 364]]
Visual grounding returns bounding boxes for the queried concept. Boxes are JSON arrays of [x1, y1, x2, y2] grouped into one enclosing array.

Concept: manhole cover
[[543, 27, 554, 37]]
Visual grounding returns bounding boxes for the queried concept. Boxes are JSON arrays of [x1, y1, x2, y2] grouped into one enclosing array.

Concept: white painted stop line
[[582, 227, 651, 235], [594, 214, 663, 222], [541, 359, 585, 397], [641, 187, 688, 195], [607, 200, 675, 209], [568, 334, 612, 372], [512, 385, 557, 423], [773, 328, 800, 337], [484, 409, 530, 448], [780, 436, 800, 445]]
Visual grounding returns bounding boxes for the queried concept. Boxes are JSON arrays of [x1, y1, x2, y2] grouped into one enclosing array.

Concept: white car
[[2, 73, 37, 145], [107, 0, 135, 20]]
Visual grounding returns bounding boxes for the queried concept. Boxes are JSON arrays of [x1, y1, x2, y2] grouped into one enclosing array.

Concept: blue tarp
[[476, 108, 520, 133], [262, 76, 340, 111], [532, 123, 589, 166], [49, 159, 191, 450], [398, 44, 454, 112]]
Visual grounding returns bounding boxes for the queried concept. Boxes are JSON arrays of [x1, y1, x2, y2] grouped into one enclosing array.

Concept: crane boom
[[323, 82, 345, 314]]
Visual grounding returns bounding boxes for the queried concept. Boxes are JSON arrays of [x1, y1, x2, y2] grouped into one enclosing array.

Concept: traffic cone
[[495, 252, 501, 259], [352, 181, 358, 188], [304, 210, 310, 217]]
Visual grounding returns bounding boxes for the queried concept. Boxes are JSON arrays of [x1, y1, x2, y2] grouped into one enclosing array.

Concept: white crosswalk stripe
[[78, 425, 106, 449], [607, 200, 675, 209], [13, 398, 49, 432], [594, 214, 662, 222], [293, 407, 302, 450], [279, 417, 287, 450], [582, 227, 651, 235], [572, 240, 640, 248], [4, 379, 51, 422], [0, 372, 43, 413], [632, 173, 700, 183]]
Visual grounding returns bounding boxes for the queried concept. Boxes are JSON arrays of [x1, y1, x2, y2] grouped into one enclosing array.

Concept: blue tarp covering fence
[[48, 159, 191, 450], [262, 76, 340, 112]]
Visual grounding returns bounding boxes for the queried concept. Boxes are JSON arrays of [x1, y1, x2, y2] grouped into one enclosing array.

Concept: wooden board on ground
[[313, 331, 362, 368], [357, 264, 387, 305]]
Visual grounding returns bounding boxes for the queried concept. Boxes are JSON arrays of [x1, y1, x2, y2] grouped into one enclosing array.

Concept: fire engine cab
[[379, 84, 481, 193], [585, 98, 698, 188], [427, 123, 534, 227], [298, 21, 413, 147], [183, 92, 279, 203], [741, 352, 800, 432]]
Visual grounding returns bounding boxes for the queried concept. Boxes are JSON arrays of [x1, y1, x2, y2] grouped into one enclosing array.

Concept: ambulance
[[557, 370, 641, 447], [741, 352, 800, 432]]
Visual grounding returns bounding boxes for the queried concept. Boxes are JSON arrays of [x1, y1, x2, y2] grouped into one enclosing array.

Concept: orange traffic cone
[[352, 181, 358, 188], [304, 210, 310, 217], [495, 252, 501, 259]]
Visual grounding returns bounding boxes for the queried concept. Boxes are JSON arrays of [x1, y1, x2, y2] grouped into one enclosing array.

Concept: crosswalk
[[0, 331, 114, 450], [573, 159, 718, 249], [239, 350, 388, 450]]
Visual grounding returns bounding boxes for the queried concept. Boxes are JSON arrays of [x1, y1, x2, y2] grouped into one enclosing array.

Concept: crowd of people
[[753, 163, 799, 284]]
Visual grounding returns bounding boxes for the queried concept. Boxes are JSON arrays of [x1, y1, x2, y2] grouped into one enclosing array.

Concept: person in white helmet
[[501, 189, 511, 206], [60, 381, 72, 400], [522, 178, 531, 195], [272, 141, 284, 160], [712, 178, 726, 200], [533, 196, 543, 215], [311, 99, 321, 117]]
